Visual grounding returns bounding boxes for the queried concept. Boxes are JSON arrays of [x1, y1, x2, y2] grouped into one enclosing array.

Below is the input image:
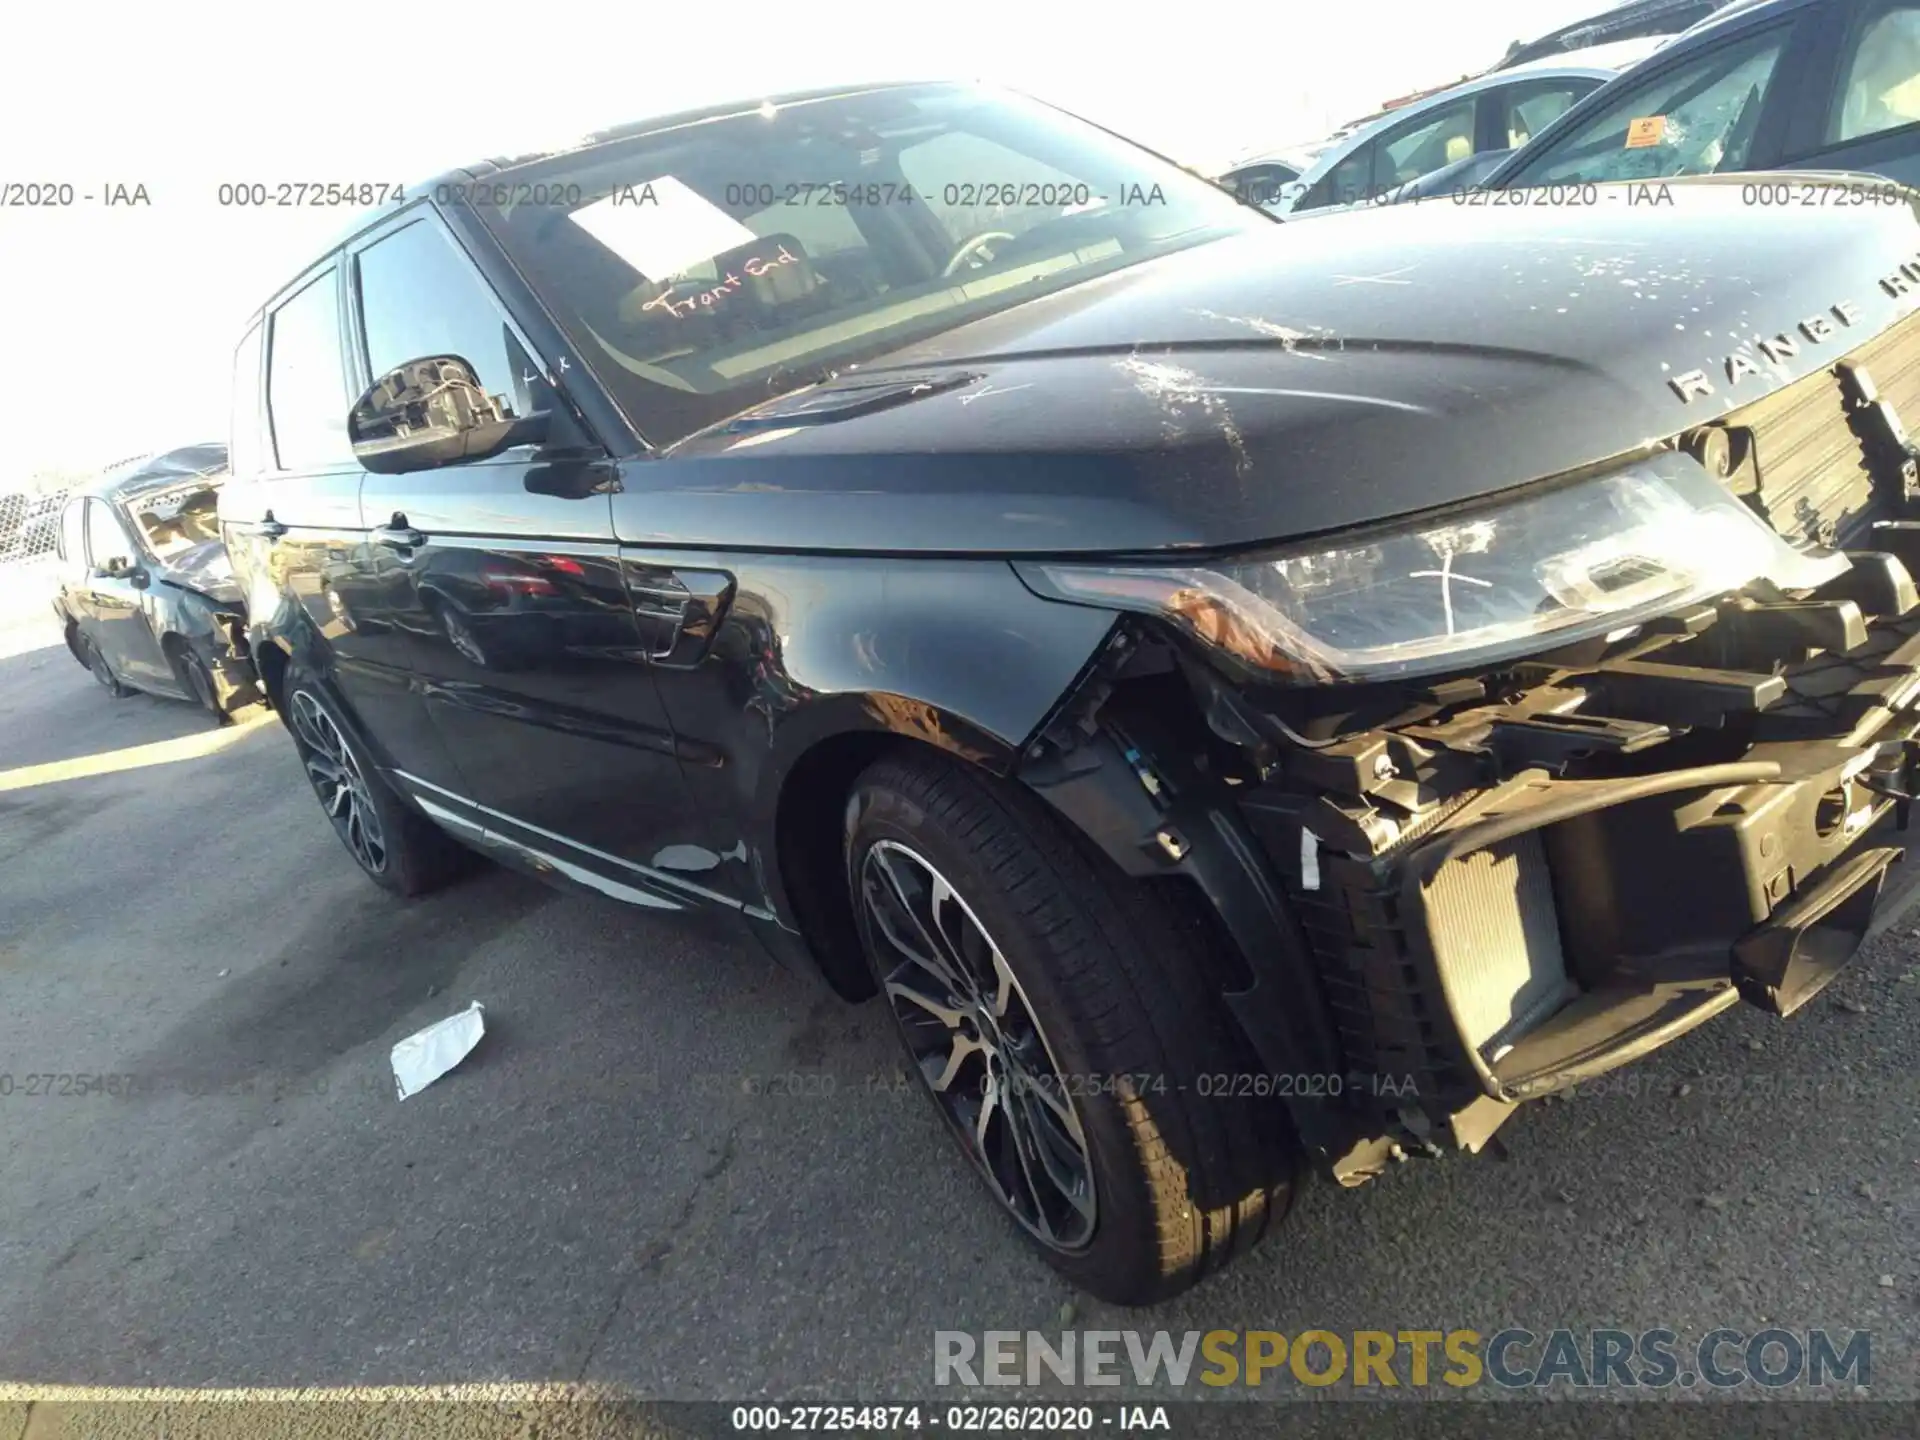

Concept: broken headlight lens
[[1017, 452, 1847, 685]]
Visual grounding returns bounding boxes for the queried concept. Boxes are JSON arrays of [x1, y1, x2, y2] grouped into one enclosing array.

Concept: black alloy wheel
[[280, 664, 477, 897], [860, 838, 1097, 1251], [291, 687, 389, 878], [846, 751, 1300, 1305]]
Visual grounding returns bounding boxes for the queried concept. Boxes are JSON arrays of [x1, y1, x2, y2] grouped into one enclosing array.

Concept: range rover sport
[[223, 81, 1920, 1304]]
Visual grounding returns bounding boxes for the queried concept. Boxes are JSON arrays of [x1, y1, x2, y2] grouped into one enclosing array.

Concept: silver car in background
[[1258, 35, 1672, 216]]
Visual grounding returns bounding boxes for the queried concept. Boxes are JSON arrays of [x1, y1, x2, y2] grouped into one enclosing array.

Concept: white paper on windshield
[[567, 175, 757, 282]]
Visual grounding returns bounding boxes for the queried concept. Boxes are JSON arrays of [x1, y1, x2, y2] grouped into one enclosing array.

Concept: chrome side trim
[[414, 793, 679, 910], [414, 795, 488, 837], [394, 769, 770, 916]]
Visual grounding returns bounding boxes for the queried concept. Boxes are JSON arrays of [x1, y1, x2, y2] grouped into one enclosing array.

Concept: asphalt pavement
[[0, 591, 1915, 1419]]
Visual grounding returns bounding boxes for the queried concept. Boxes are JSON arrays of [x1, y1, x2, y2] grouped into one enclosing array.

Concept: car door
[[343, 206, 711, 906], [232, 260, 472, 795], [81, 497, 170, 686], [55, 498, 93, 640], [1777, 0, 1920, 188]]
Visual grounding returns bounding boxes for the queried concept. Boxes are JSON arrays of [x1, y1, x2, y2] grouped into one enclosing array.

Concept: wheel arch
[[767, 695, 1022, 1001]]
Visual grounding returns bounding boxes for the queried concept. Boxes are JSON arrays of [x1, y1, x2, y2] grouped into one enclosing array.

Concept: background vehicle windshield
[[127, 484, 223, 562], [1499, 26, 1787, 185], [471, 84, 1264, 447]]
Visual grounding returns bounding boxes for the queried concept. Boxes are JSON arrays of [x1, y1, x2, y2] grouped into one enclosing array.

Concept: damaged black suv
[[223, 80, 1920, 1304]]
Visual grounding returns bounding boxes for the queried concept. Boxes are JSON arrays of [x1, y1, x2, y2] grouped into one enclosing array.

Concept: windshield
[[470, 84, 1264, 448], [1498, 25, 1787, 187], [128, 482, 223, 562]]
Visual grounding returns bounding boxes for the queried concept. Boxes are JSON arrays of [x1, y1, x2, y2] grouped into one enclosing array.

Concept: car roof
[[85, 444, 229, 504], [1498, 0, 1729, 68], [1674, 0, 1798, 35]]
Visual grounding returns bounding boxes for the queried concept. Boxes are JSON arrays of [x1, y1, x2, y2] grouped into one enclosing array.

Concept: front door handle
[[372, 518, 427, 549], [238, 511, 287, 540]]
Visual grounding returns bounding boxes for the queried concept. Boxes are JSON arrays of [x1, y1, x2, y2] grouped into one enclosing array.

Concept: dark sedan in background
[[52, 444, 260, 719], [1395, 0, 1920, 201]]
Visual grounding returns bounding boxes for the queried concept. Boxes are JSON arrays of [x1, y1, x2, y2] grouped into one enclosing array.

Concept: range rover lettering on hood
[[1669, 251, 1920, 405], [1669, 298, 1864, 403]]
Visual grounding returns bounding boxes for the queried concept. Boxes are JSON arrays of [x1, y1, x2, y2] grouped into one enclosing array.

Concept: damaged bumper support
[[208, 613, 265, 714], [1032, 544, 1920, 1190], [1236, 597, 1920, 1183]]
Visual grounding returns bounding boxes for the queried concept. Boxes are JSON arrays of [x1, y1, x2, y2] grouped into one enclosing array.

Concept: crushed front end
[[1017, 312, 1920, 1185]]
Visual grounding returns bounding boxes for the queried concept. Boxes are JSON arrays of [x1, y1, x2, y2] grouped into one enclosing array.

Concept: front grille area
[[1703, 309, 1920, 547]]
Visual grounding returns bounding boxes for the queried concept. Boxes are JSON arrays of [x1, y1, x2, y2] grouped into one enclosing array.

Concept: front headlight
[[1017, 453, 1848, 686]]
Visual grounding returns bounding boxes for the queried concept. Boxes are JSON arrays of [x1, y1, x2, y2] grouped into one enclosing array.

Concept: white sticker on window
[[567, 175, 757, 282], [1300, 828, 1322, 891]]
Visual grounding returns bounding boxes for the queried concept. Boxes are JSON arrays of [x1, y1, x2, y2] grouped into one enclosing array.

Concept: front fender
[[645, 552, 1118, 925]]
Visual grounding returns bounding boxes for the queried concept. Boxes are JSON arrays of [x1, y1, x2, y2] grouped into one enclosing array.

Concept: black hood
[[623, 179, 1920, 555]]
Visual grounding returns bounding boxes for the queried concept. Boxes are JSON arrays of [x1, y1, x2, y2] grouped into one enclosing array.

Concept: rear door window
[[1499, 78, 1604, 149], [266, 269, 353, 472], [1503, 27, 1790, 185], [1372, 98, 1479, 191]]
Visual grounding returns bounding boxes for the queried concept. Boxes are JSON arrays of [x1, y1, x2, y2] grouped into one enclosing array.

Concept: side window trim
[[264, 261, 357, 476]]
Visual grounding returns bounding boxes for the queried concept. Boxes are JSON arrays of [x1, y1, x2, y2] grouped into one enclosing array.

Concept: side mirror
[[349, 355, 550, 475], [94, 555, 144, 583]]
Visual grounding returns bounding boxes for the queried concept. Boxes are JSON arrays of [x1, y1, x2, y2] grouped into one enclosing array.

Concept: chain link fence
[[1, 488, 70, 567], [0, 489, 72, 642]]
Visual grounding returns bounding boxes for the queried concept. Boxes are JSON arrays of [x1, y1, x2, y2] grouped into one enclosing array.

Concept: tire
[[845, 750, 1300, 1305], [83, 638, 134, 698], [170, 643, 226, 723], [283, 662, 474, 897]]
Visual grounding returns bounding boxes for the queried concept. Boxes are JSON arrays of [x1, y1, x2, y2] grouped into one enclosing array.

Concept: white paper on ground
[[391, 1001, 486, 1100]]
